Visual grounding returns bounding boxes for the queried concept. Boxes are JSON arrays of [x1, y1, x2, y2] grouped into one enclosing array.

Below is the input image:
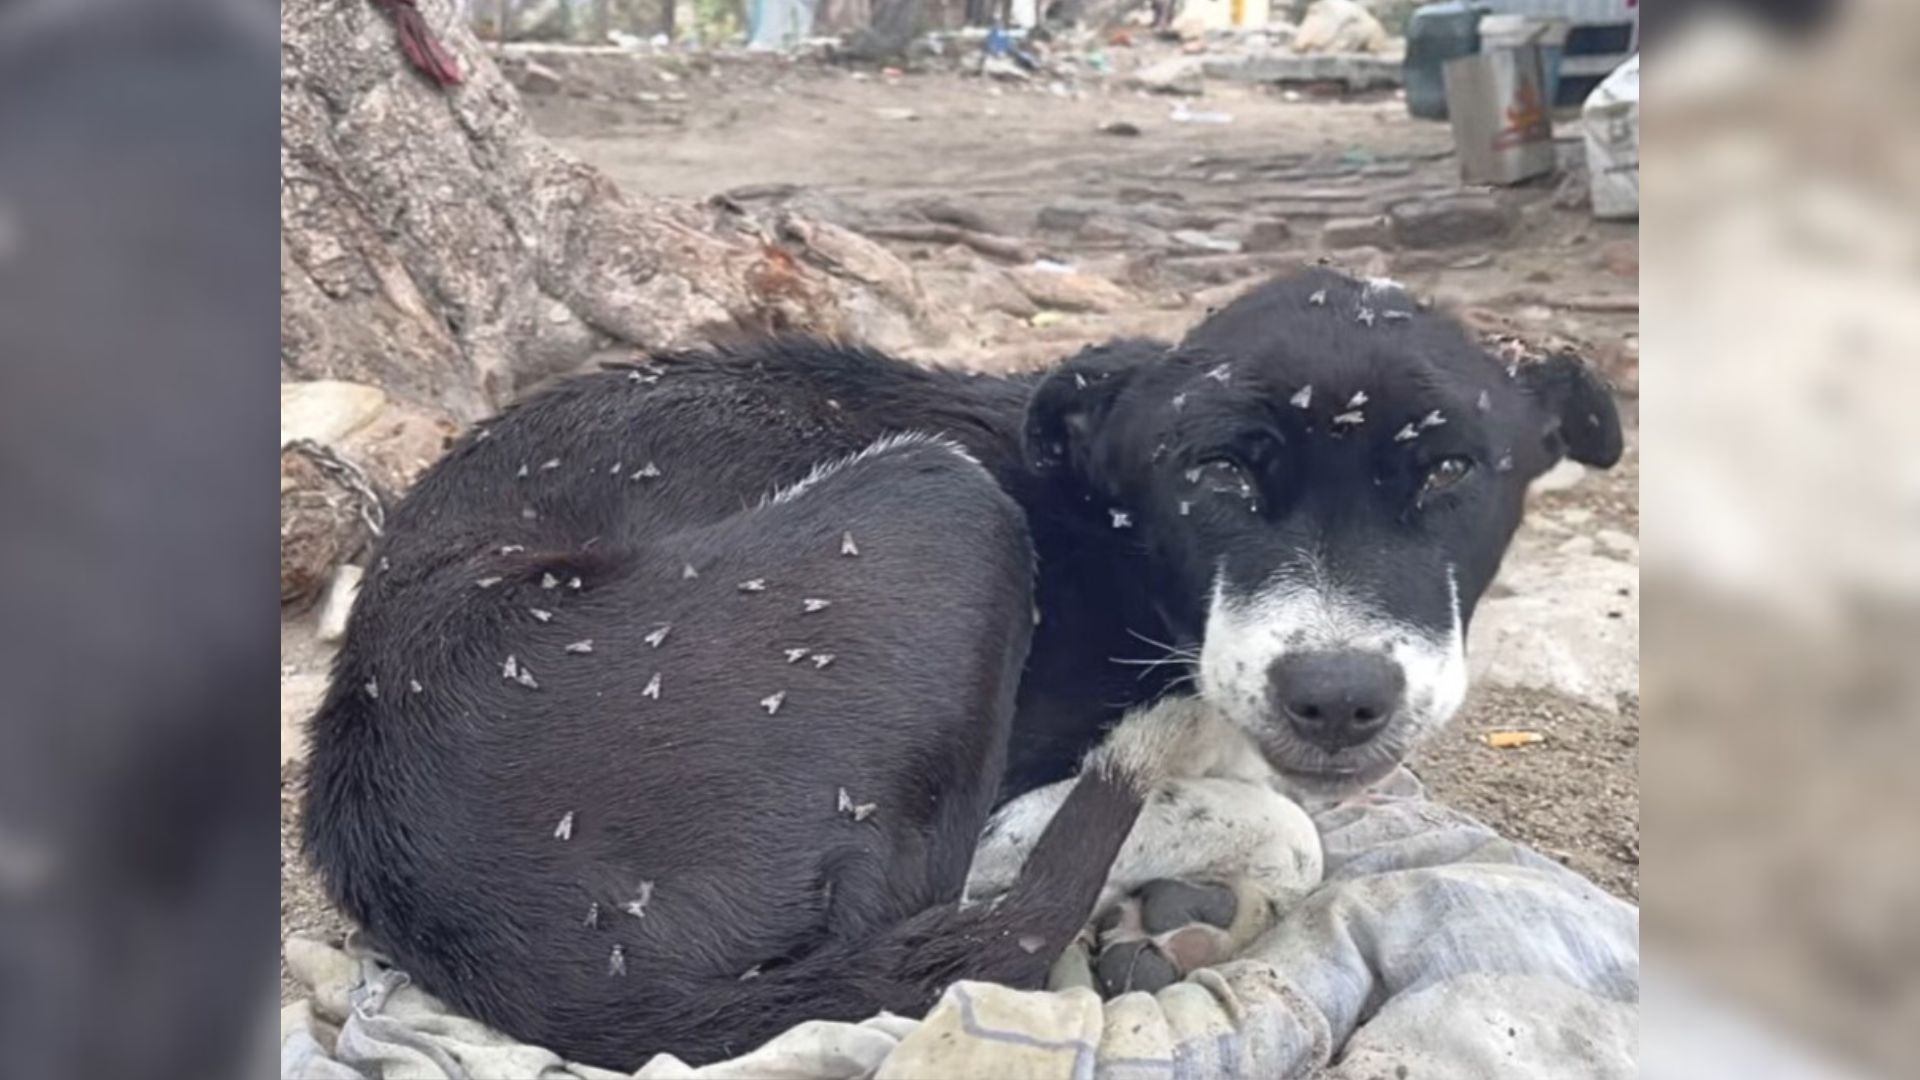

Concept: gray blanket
[[282, 769, 1638, 1078]]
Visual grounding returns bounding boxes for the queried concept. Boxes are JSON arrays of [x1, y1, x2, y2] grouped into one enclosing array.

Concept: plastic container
[[1404, 2, 1485, 121], [1478, 14, 1569, 110], [1443, 45, 1556, 185]]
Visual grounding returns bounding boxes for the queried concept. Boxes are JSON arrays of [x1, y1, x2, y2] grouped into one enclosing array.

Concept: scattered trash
[[1169, 103, 1233, 124], [1484, 731, 1546, 749], [981, 55, 1030, 81], [1582, 55, 1639, 221]]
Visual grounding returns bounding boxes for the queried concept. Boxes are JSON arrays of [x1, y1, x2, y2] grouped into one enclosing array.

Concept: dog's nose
[[1270, 651, 1405, 752]]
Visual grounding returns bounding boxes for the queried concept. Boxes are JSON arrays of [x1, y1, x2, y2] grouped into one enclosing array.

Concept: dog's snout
[[1270, 650, 1405, 752]]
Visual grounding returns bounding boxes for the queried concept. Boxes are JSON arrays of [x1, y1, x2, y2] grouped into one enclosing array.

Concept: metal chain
[[285, 439, 386, 539]]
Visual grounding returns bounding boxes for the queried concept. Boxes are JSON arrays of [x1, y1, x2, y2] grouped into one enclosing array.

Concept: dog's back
[[302, 343, 1157, 1067]]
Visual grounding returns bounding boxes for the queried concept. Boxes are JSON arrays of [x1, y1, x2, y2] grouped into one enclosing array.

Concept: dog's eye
[[1182, 453, 1244, 488], [1418, 457, 1474, 504], [1186, 457, 1252, 497]]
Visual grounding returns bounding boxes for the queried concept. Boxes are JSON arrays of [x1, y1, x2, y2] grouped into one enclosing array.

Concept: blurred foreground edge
[[0, 1, 280, 1079]]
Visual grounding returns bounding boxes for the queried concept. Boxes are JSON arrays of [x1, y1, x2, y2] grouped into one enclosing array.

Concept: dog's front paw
[[1090, 878, 1270, 996]]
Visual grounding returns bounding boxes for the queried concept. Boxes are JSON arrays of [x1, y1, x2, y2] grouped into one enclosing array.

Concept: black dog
[[303, 269, 1622, 1068]]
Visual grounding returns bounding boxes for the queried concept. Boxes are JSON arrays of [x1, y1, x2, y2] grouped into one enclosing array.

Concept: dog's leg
[[966, 700, 1323, 995], [964, 695, 1223, 904]]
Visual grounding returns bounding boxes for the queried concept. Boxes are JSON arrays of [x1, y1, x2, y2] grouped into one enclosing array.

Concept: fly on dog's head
[[1025, 270, 1623, 793]]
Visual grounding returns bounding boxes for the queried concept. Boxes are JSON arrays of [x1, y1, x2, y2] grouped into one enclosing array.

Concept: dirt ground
[[281, 44, 1639, 1001]]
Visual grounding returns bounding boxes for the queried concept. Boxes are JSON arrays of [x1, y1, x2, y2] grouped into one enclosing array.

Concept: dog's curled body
[[303, 271, 1625, 1067]]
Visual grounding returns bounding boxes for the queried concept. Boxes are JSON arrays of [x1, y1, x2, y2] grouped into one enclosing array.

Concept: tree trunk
[[281, 0, 917, 424]]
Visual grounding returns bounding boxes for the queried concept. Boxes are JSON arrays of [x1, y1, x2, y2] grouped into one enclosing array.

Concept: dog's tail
[[632, 712, 1193, 1067]]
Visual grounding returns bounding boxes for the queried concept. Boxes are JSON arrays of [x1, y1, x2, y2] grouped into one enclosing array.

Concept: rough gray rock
[[1199, 52, 1403, 91], [1469, 544, 1638, 712], [1320, 215, 1395, 250], [1216, 218, 1293, 253], [516, 60, 565, 95], [1128, 56, 1208, 96], [1293, 0, 1394, 53], [1388, 193, 1515, 249]]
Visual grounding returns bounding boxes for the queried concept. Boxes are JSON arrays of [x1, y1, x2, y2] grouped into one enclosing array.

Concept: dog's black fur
[[303, 269, 1623, 1068]]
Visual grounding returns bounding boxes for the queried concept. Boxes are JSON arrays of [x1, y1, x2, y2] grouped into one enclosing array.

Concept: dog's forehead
[[1136, 334, 1478, 429], [1138, 274, 1509, 433]]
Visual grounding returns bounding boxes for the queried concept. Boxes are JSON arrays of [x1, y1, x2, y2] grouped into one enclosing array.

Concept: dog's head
[[1025, 270, 1623, 794]]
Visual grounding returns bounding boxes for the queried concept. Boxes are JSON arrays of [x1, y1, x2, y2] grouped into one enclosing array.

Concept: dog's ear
[[1022, 340, 1161, 475], [1517, 352, 1624, 469]]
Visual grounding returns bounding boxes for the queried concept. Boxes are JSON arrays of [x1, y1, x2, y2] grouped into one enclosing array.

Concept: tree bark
[[281, 0, 914, 423]]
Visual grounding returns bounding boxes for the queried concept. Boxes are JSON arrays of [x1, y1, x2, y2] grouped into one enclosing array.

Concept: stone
[[1171, 229, 1243, 254], [1221, 218, 1293, 253], [1319, 215, 1394, 250], [1128, 56, 1206, 96], [1079, 216, 1175, 249], [921, 263, 1037, 319], [1164, 252, 1312, 286], [334, 398, 460, 497], [281, 448, 363, 608], [1531, 459, 1586, 494], [1200, 52, 1402, 91], [1036, 200, 1102, 232], [316, 564, 363, 645], [282, 381, 388, 448], [517, 60, 564, 95], [1323, 246, 1393, 279], [1557, 535, 1597, 557], [1291, 0, 1393, 54], [1008, 267, 1132, 313], [1595, 529, 1639, 557], [1468, 547, 1638, 712], [279, 390, 456, 608], [1388, 193, 1515, 249]]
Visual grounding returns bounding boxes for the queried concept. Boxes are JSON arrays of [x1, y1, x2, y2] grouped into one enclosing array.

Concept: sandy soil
[[281, 44, 1639, 1002]]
